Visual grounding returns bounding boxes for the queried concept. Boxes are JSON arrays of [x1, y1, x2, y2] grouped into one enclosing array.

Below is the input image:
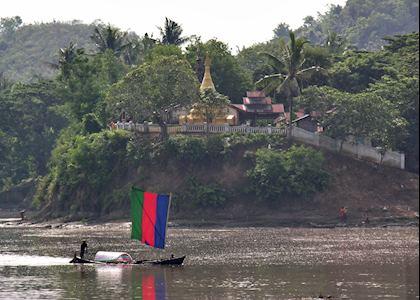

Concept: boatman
[[80, 241, 88, 259]]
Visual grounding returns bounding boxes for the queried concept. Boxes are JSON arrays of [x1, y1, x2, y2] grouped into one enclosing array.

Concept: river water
[[0, 223, 418, 299]]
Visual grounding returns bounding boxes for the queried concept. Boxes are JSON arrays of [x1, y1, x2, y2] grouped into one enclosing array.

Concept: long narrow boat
[[70, 187, 186, 266], [70, 251, 185, 266]]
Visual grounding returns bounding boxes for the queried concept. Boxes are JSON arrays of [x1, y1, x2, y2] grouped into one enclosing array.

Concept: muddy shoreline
[[1, 208, 418, 229]]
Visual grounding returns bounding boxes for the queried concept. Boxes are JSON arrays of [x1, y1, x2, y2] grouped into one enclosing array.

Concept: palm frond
[[256, 74, 285, 95], [258, 52, 285, 72]]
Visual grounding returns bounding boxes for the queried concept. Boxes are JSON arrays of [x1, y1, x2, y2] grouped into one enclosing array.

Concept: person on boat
[[80, 241, 88, 259]]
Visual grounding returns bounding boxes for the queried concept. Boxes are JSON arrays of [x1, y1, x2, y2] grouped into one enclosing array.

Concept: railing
[[291, 127, 405, 170], [113, 122, 404, 169], [115, 122, 287, 136]]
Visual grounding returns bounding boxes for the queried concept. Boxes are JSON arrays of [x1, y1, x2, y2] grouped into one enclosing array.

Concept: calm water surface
[[0, 223, 418, 299]]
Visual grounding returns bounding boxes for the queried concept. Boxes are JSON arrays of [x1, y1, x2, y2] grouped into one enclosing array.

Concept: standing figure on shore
[[80, 241, 88, 259], [339, 207, 348, 223]]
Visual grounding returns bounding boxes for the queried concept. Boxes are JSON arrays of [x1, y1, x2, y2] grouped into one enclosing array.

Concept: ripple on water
[[0, 254, 70, 266]]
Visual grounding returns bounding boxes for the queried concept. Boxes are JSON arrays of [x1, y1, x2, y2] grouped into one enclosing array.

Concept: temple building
[[229, 91, 285, 126], [179, 57, 238, 125]]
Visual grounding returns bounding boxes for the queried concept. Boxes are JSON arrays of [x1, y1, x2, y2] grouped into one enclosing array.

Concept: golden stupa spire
[[200, 56, 216, 91]]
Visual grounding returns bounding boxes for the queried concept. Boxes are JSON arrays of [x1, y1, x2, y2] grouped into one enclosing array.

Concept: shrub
[[248, 146, 330, 202], [34, 129, 132, 211], [182, 177, 227, 208]]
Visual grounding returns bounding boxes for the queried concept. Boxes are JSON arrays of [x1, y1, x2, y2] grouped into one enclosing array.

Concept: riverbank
[[1, 208, 418, 229], [2, 142, 418, 228]]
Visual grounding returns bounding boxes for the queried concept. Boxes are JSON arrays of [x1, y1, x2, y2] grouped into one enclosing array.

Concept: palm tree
[[158, 18, 188, 46], [325, 31, 347, 54], [257, 31, 320, 133], [91, 24, 129, 57], [46, 42, 84, 79], [58, 42, 83, 78]]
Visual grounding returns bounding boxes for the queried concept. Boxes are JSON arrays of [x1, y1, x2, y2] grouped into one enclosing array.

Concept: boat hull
[[69, 255, 186, 266]]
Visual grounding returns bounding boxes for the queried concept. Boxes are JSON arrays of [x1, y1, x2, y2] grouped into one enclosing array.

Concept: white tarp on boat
[[94, 251, 133, 263]]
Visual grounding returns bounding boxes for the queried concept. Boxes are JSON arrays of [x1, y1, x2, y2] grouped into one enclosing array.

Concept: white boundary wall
[[291, 127, 405, 169], [115, 122, 286, 136]]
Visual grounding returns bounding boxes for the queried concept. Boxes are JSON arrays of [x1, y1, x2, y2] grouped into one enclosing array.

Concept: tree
[[196, 88, 230, 126], [144, 44, 184, 63], [107, 56, 199, 140], [0, 16, 22, 39], [273, 23, 291, 41], [56, 49, 127, 122], [256, 32, 320, 131], [0, 81, 67, 190], [47, 42, 86, 80], [369, 76, 419, 171], [91, 24, 130, 58], [299, 86, 407, 157], [158, 18, 188, 46], [328, 50, 387, 93]]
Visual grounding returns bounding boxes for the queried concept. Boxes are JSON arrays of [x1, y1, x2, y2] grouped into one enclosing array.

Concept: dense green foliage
[[181, 177, 227, 208], [196, 88, 231, 124], [249, 146, 330, 201], [298, 33, 419, 170], [295, 0, 419, 50], [0, 81, 66, 190], [33, 130, 132, 214], [107, 55, 199, 139]]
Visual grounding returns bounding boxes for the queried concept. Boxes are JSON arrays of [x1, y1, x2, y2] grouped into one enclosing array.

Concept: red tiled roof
[[246, 91, 266, 98], [230, 104, 247, 112], [272, 104, 285, 113]]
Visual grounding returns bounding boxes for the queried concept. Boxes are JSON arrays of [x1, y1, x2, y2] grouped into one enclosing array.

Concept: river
[[0, 223, 418, 299]]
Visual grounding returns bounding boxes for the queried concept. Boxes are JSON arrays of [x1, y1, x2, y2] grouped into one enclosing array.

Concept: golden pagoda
[[200, 56, 216, 91], [179, 56, 237, 126]]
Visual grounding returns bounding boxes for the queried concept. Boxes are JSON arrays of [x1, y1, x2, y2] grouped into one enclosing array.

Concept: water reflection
[[139, 268, 167, 300], [68, 265, 170, 300]]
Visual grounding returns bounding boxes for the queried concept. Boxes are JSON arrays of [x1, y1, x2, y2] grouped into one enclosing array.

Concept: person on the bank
[[339, 207, 348, 223]]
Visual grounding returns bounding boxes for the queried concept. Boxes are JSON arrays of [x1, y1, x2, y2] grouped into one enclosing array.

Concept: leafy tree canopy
[[107, 56, 199, 139]]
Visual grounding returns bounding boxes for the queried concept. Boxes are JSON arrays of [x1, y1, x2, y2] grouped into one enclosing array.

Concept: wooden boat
[[139, 255, 186, 266], [70, 251, 185, 266], [70, 187, 186, 266], [69, 256, 96, 264]]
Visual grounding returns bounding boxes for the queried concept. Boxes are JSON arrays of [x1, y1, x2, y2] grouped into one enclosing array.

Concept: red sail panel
[[141, 192, 157, 247]]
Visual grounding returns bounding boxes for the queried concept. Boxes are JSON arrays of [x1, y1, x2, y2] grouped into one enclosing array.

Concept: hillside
[[0, 20, 96, 82], [289, 0, 419, 50], [133, 144, 420, 227]]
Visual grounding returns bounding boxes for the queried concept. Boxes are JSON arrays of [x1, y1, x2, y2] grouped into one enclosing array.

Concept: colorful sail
[[130, 186, 170, 249]]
